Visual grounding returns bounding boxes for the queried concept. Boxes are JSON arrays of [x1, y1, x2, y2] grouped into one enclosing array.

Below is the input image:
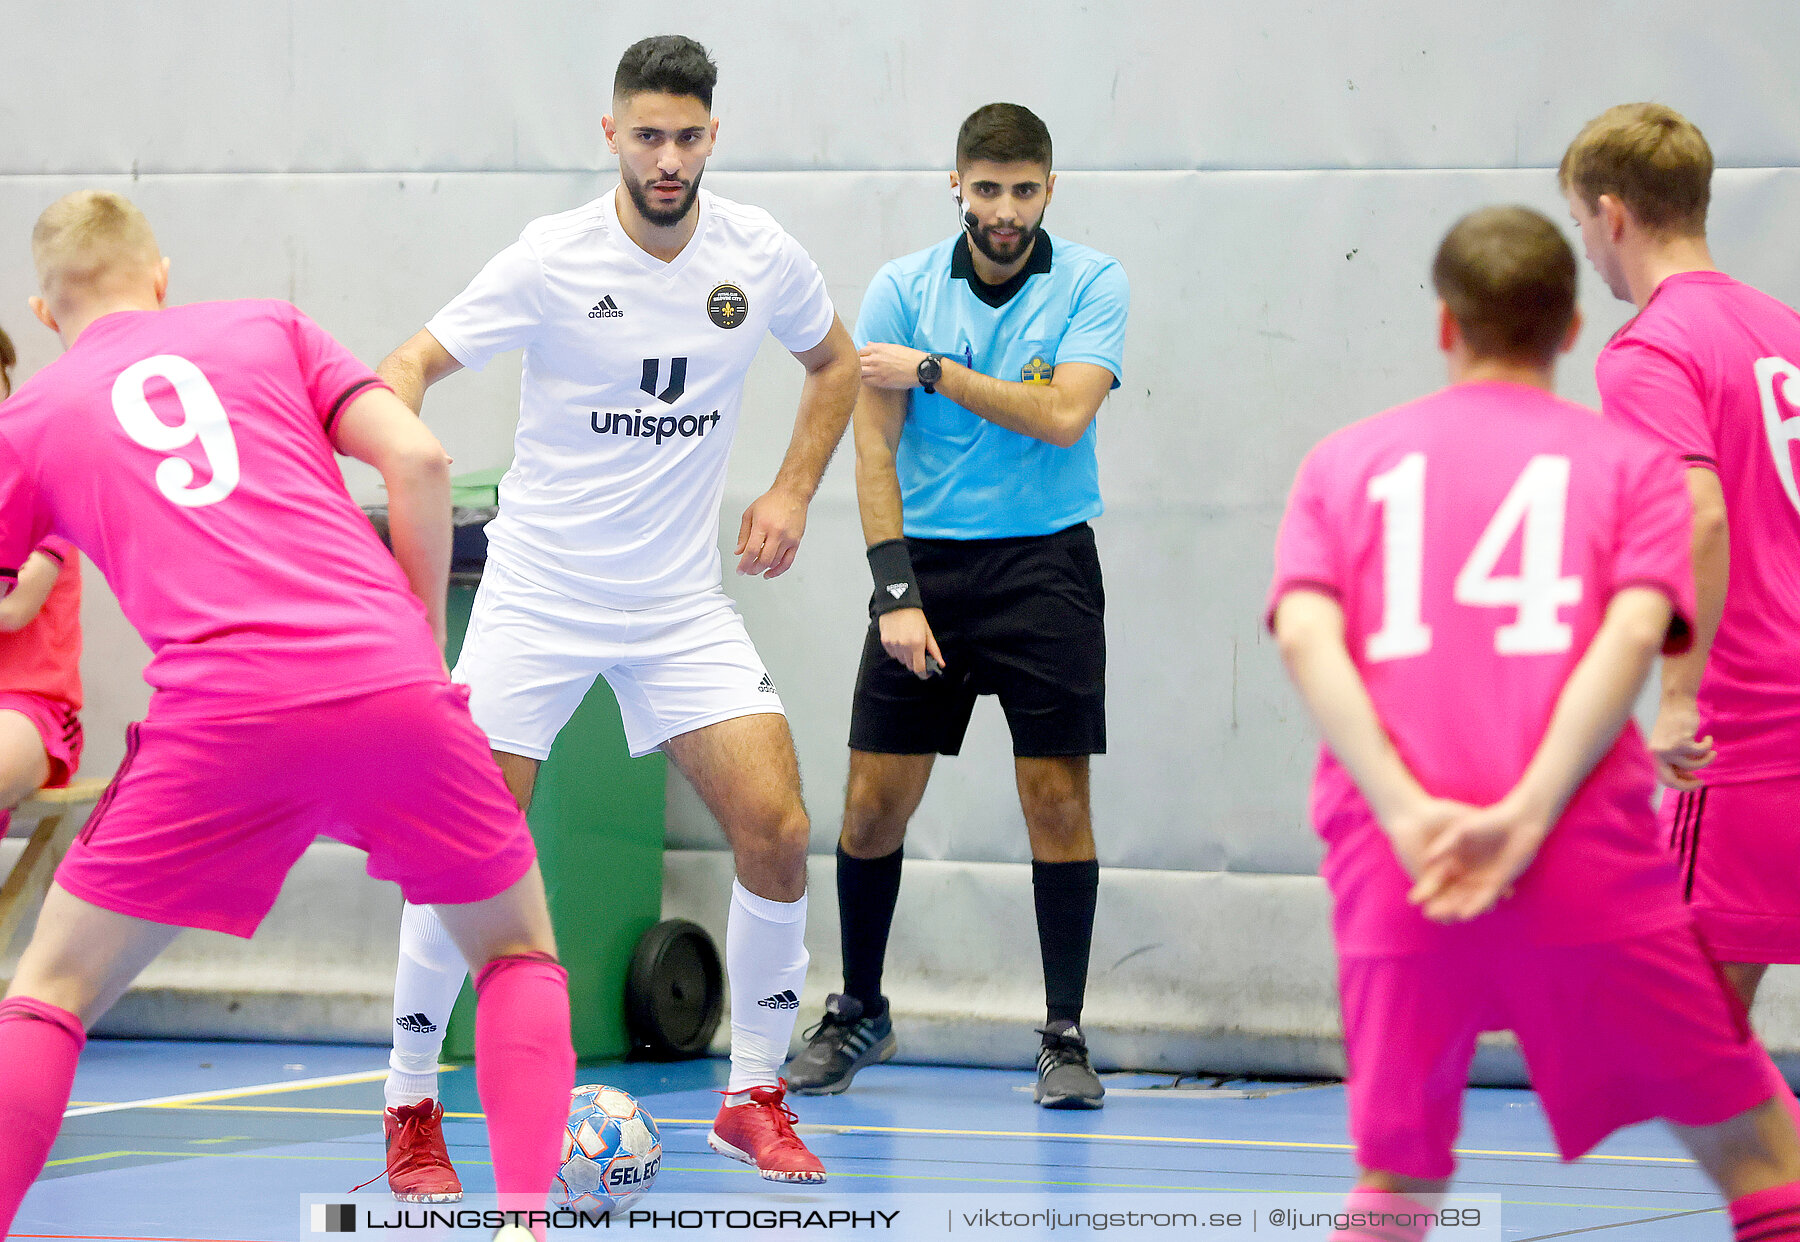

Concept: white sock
[[385, 902, 470, 1110], [725, 879, 809, 1096]]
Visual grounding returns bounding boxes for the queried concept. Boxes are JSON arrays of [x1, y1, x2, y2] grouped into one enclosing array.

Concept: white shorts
[[453, 560, 786, 759]]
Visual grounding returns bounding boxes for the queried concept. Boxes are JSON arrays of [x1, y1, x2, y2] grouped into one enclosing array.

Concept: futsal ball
[[554, 1084, 662, 1211]]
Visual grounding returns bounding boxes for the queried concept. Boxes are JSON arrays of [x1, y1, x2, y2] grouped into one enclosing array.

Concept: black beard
[[969, 216, 1041, 266], [624, 169, 703, 227]]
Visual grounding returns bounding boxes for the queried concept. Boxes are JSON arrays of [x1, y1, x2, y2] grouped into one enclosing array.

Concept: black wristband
[[867, 538, 923, 617]]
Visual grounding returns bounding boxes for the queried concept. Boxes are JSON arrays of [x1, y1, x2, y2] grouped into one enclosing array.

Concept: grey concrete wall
[[4, 3, 1799, 1061]]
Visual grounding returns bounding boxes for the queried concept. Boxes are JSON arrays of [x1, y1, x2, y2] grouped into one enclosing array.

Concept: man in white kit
[[373, 35, 859, 1195]]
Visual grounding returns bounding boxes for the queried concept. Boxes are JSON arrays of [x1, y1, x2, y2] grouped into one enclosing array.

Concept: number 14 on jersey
[[1365, 452, 1582, 662]]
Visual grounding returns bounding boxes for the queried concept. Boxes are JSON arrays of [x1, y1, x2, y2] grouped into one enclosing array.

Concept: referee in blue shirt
[[786, 104, 1128, 1109]]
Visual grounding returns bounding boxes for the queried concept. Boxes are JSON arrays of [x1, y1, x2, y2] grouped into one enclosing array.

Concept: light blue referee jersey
[[853, 231, 1129, 539]]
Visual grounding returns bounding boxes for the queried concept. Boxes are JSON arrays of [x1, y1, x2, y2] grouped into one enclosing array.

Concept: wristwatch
[[916, 354, 943, 394]]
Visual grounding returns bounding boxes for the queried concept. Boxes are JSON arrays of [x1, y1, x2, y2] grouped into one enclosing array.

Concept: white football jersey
[[428, 189, 835, 607]]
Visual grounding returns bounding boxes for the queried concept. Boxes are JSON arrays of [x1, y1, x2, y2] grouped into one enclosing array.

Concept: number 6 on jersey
[[111, 353, 241, 508], [1366, 451, 1582, 662]]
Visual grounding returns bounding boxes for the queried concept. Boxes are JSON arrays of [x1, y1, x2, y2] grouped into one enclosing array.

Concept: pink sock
[[474, 951, 574, 1221], [1732, 1180, 1800, 1239], [0, 997, 86, 1234], [1330, 1187, 1434, 1242]]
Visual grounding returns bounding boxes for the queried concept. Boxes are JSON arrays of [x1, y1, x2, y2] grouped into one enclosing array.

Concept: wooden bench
[[0, 779, 108, 955]]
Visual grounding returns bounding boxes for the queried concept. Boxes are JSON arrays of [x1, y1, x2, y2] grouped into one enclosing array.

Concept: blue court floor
[[13, 1039, 1739, 1240]]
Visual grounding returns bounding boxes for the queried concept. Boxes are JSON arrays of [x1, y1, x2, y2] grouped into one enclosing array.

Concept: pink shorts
[[0, 691, 81, 789], [1665, 778, 1800, 963], [1339, 924, 1773, 1180], [56, 680, 536, 937]]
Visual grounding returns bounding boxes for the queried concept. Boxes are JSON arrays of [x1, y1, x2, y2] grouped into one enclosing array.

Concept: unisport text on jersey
[[590, 408, 724, 445]]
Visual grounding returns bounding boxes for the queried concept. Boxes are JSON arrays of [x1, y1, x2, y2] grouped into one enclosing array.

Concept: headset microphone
[[953, 188, 978, 234]]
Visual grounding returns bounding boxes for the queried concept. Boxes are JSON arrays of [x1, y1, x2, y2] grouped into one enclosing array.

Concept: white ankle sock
[[725, 879, 809, 1095], [385, 902, 470, 1110]]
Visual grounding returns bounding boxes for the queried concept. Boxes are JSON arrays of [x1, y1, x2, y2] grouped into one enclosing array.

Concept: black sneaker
[[784, 993, 896, 1095], [1034, 1020, 1104, 1109]]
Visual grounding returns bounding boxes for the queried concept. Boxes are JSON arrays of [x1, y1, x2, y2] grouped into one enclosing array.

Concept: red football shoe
[[383, 1099, 464, 1202], [707, 1080, 828, 1183]]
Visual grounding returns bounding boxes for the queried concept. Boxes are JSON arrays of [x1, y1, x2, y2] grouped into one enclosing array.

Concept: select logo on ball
[[708, 284, 749, 329], [556, 1084, 662, 1211]]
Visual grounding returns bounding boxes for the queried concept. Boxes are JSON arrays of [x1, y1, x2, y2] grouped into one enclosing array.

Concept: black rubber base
[[625, 918, 724, 1059]]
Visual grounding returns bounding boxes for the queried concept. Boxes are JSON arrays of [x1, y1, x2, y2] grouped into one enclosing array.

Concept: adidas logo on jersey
[[394, 1012, 438, 1034], [757, 673, 778, 694], [886, 583, 908, 598], [758, 989, 799, 1010], [589, 295, 624, 319]]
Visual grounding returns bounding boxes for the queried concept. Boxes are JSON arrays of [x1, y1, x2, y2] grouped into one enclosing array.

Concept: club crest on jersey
[[1021, 355, 1054, 385], [708, 284, 749, 330]]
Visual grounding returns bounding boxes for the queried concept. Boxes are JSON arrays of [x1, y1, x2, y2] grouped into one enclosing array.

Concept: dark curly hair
[[614, 35, 718, 110]]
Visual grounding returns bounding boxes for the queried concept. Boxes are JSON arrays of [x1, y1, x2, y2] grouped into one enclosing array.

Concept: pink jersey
[[0, 300, 447, 718], [1268, 381, 1696, 954], [1597, 270, 1800, 785]]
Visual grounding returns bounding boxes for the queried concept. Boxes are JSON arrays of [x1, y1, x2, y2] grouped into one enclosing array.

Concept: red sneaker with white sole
[[383, 1099, 464, 1202], [707, 1080, 827, 1183]]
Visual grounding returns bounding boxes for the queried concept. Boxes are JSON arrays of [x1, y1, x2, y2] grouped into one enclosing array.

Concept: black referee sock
[[836, 843, 903, 1020], [1033, 858, 1099, 1028]]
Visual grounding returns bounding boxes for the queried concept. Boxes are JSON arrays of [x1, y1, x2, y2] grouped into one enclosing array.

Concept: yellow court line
[[655, 1118, 1691, 1165], [63, 1063, 460, 1119], [44, 1149, 1707, 1205], [63, 1070, 389, 1118], [1506, 1197, 1718, 1214], [150, 1102, 495, 1120], [44, 1151, 154, 1169], [126, 1103, 1696, 1167], [46, 1149, 391, 1168], [152, 1104, 447, 1118]]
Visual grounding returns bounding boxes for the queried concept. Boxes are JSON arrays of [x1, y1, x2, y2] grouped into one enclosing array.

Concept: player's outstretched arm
[[1650, 466, 1727, 788], [332, 388, 453, 648], [735, 316, 859, 579], [1273, 590, 1469, 875], [1412, 587, 1676, 923], [376, 329, 464, 416], [0, 551, 60, 632], [854, 384, 942, 679], [860, 343, 1112, 449]]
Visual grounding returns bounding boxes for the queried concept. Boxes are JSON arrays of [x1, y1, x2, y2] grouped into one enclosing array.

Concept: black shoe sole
[[1036, 1092, 1105, 1110]]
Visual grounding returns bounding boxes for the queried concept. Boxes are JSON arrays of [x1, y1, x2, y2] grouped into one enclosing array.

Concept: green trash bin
[[436, 468, 668, 1063]]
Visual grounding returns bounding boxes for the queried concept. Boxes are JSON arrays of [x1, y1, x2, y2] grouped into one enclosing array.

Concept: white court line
[[63, 1067, 393, 1118]]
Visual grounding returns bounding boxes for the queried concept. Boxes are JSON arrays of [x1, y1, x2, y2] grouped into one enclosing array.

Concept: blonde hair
[[31, 190, 163, 310], [1559, 103, 1712, 238]]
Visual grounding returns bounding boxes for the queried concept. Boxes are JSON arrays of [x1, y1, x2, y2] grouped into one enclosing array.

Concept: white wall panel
[[686, 167, 1800, 872], [6, 4, 1799, 174], [10, 162, 1800, 871], [4, 0, 1799, 1066], [0, 172, 602, 478], [2, 5, 610, 175], [1, 842, 401, 1041]]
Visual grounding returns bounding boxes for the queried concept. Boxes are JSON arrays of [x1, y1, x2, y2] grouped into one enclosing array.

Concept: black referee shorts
[[849, 522, 1105, 758]]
